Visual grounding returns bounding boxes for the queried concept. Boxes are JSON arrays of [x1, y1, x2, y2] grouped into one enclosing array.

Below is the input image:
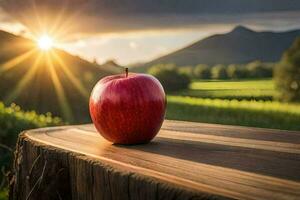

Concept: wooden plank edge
[[9, 131, 233, 200]]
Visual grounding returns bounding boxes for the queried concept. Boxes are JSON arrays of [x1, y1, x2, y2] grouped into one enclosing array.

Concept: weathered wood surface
[[10, 120, 300, 200]]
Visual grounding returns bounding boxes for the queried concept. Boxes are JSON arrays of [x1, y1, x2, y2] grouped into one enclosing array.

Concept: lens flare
[[38, 35, 53, 50]]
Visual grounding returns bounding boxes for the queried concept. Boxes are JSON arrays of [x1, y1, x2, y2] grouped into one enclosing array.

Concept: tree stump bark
[[9, 120, 300, 200]]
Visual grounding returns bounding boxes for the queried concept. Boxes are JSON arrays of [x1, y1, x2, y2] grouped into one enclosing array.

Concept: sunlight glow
[[46, 53, 73, 122], [38, 35, 53, 51], [0, 49, 36, 74], [0, 1, 87, 123], [5, 53, 42, 103], [51, 51, 89, 98]]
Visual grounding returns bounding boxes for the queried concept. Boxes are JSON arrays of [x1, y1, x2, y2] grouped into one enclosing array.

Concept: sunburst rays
[[23, 0, 84, 43], [46, 52, 74, 122], [1, 49, 84, 122], [1, 46, 90, 122], [48, 1, 68, 37], [29, 0, 43, 34], [4, 53, 42, 103], [51, 51, 89, 98], [1, 1, 90, 122], [0, 49, 36, 74], [1, 49, 91, 123]]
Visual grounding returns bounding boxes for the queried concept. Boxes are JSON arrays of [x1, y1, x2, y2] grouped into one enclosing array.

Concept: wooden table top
[[25, 120, 300, 200]]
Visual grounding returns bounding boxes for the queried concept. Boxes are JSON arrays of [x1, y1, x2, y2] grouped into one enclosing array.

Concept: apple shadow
[[115, 137, 300, 182]]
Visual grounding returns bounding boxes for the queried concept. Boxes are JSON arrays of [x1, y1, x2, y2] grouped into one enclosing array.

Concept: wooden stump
[[10, 120, 300, 200]]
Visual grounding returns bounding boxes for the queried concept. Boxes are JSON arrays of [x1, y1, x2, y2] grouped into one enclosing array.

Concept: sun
[[37, 35, 54, 51]]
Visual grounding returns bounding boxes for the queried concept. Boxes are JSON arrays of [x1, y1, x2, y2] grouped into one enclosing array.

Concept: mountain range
[[135, 26, 300, 71]]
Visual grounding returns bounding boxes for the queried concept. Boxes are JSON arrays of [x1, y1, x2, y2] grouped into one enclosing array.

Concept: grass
[[0, 188, 7, 200], [166, 79, 300, 131], [176, 79, 276, 100]]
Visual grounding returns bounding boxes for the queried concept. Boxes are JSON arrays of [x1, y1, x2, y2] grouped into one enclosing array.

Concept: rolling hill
[[135, 26, 300, 72], [0, 30, 118, 123]]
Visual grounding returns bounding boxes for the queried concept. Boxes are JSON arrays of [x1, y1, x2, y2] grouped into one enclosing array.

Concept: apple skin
[[89, 73, 166, 144]]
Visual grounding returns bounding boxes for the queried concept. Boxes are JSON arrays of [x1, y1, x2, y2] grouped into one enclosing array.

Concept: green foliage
[[246, 61, 273, 78], [211, 64, 228, 79], [274, 37, 300, 102], [146, 61, 275, 81], [193, 64, 211, 79], [227, 64, 247, 79], [0, 102, 62, 147], [167, 96, 300, 131], [0, 188, 8, 200], [0, 102, 62, 194], [178, 66, 194, 77], [148, 64, 191, 92]]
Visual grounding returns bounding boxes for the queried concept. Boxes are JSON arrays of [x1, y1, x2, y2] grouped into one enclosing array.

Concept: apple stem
[[125, 68, 128, 78]]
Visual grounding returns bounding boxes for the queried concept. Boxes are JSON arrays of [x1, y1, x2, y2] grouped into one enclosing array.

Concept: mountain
[[0, 30, 118, 123], [135, 26, 300, 71]]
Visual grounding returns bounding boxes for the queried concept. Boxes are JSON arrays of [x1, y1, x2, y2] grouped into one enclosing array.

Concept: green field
[[176, 79, 276, 100], [167, 79, 300, 131]]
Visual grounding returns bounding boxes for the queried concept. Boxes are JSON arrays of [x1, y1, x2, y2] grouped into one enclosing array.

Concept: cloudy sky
[[1, 0, 300, 65]]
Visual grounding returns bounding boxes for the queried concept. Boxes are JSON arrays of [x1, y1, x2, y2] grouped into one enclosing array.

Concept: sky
[[1, 0, 300, 65]]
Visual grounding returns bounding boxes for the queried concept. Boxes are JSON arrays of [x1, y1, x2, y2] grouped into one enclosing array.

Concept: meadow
[[176, 79, 275, 100], [167, 79, 300, 131]]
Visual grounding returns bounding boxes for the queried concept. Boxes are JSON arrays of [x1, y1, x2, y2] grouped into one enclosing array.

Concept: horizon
[[1, 1, 300, 65], [1, 24, 300, 66]]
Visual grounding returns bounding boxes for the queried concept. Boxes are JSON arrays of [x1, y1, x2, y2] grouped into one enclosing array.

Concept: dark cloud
[[1, 0, 300, 35], [86, 0, 300, 15]]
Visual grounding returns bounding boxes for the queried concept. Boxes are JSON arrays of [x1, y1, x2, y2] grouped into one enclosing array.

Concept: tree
[[246, 60, 272, 78], [193, 64, 211, 79], [148, 65, 190, 92], [274, 37, 300, 102], [178, 66, 194, 78], [211, 64, 228, 79], [227, 64, 247, 79]]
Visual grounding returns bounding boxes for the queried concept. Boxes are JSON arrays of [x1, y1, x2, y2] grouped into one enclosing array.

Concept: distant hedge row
[[149, 61, 274, 81], [178, 60, 274, 79], [148, 64, 191, 92], [147, 61, 274, 92]]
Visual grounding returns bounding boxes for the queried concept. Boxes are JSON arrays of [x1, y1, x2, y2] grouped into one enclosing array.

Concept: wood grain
[[10, 120, 300, 200]]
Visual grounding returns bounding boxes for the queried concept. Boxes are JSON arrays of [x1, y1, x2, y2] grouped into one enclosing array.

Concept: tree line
[[148, 37, 300, 102], [150, 60, 274, 80], [148, 61, 274, 92]]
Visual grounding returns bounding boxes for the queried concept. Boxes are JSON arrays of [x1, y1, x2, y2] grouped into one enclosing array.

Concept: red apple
[[89, 69, 166, 144]]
